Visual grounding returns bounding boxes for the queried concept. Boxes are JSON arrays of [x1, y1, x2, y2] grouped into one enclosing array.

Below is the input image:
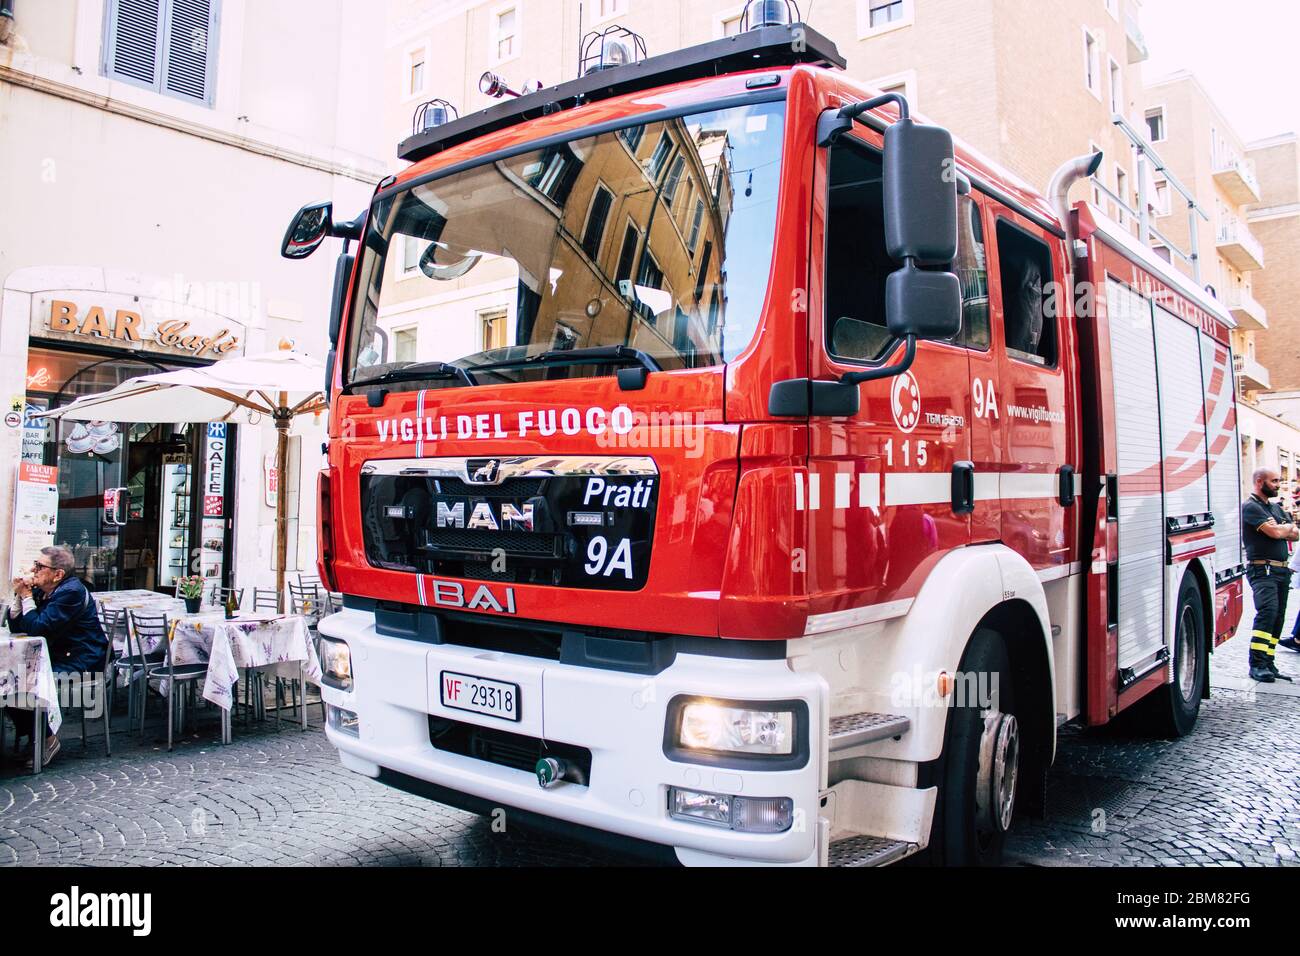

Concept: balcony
[[1216, 219, 1265, 271], [1213, 156, 1261, 204], [1224, 286, 1268, 331], [1234, 353, 1271, 391], [1125, 14, 1149, 63]]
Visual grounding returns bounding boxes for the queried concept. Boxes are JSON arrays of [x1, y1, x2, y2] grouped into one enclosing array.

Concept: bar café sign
[[32, 293, 246, 359]]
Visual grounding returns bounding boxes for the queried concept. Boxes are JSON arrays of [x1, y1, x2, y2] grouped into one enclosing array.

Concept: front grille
[[434, 477, 546, 498], [422, 529, 562, 557], [429, 717, 592, 785]]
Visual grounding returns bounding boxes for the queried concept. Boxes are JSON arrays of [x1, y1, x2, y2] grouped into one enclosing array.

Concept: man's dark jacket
[[8, 577, 108, 672]]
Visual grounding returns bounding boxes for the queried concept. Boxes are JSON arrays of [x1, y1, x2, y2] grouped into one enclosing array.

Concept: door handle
[[951, 461, 975, 515], [1057, 465, 1076, 507]]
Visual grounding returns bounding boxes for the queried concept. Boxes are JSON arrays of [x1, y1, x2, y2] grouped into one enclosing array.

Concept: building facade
[[0, 0, 385, 596]]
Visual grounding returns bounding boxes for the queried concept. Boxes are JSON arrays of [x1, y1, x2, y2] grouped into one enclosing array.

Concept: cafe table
[[0, 635, 63, 774], [168, 612, 321, 744]]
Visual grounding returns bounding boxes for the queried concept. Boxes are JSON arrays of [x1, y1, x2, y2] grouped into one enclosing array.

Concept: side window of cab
[[823, 137, 989, 361], [993, 219, 1057, 367]]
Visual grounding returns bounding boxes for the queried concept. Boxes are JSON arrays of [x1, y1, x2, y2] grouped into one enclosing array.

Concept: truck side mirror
[[882, 117, 961, 340], [281, 201, 333, 259]]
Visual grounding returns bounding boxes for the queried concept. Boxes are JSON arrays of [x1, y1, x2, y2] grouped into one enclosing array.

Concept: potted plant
[[178, 575, 204, 613]]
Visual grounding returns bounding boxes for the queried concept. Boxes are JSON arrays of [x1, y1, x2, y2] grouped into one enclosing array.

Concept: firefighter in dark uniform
[[1242, 467, 1299, 682]]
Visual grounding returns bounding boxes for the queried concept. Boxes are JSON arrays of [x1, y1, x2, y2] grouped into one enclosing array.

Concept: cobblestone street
[[3, 595, 1298, 867]]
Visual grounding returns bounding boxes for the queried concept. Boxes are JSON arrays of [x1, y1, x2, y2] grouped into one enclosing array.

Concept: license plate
[[439, 671, 520, 722]]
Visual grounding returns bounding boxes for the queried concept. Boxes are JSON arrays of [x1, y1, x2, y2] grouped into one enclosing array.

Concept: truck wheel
[[929, 628, 1019, 866], [1140, 573, 1205, 738]]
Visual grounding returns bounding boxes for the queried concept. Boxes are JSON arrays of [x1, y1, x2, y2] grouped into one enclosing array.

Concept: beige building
[[0, 1, 385, 596], [1247, 133, 1300, 389], [388, 0, 1150, 209]]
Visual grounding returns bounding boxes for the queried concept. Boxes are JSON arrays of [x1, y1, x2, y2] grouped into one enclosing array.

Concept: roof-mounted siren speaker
[[579, 25, 647, 77], [412, 98, 458, 135], [740, 0, 800, 31]]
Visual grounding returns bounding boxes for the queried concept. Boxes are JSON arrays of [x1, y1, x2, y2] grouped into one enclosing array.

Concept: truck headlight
[[679, 701, 793, 755], [663, 696, 808, 770], [319, 636, 353, 691]]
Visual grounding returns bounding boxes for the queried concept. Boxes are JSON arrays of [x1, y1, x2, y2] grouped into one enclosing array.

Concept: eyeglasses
[[30, 562, 54, 572]]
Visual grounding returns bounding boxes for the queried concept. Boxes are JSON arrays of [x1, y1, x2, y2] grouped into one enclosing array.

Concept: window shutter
[[161, 0, 217, 104], [106, 0, 164, 87]]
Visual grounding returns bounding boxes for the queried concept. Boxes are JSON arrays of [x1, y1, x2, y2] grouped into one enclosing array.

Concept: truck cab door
[[804, 129, 973, 614], [983, 207, 1078, 574]]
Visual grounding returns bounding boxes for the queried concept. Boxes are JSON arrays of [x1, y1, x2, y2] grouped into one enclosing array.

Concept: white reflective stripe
[[835, 472, 851, 509], [795, 472, 805, 511], [858, 472, 880, 509], [973, 472, 999, 502], [416, 575, 426, 606], [1000, 472, 1060, 500], [884, 472, 951, 506], [804, 598, 914, 635], [1036, 563, 1081, 583], [415, 389, 426, 457], [1171, 536, 1214, 557], [808, 472, 821, 510], [1073, 472, 1082, 495]]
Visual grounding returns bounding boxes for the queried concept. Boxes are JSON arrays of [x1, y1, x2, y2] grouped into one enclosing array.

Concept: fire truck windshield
[[344, 100, 786, 390]]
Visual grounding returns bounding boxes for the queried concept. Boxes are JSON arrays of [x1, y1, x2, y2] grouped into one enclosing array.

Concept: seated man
[[5, 545, 109, 768]]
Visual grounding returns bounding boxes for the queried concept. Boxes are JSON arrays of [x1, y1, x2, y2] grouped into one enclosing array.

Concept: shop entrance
[[25, 346, 234, 594]]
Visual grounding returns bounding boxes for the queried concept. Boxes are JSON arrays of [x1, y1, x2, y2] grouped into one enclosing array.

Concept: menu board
[[11, 463, 59, 580]]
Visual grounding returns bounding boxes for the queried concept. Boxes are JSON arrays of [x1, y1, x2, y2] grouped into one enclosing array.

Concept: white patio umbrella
[[36, 346, 327, 602]]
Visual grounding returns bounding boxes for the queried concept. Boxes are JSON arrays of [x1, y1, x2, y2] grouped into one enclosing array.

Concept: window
[[823, 141, 893, 362], [1145, 107, 1165, 142], [1115, 166, 1129, 225], [409, 51, 425, 97], [662, 155, 686, 206], [1108, 57, 1122, 114], [594, 0, 626, 21], [403, 236, 423, 273], [647, 133, 673, 182], [869, 0, 905, 27], [688, 199, 705, 254], [493, 6, 518, 62], [1105, 0, 1119, 19], [859, 0, 913, 37], [954, 198, 989, 350], [582, 185, 614, 262], [619, 124, 644, 154], [615, 221, 641, 291], [394, 327, 419, 362], [526, 143, 583, 204], [481, 311, 508, 351], [866, 70, 919, 110], [1089, 141, 1104, 207], [996, 220, 1057, 367], [1152, 176, 1170, 216], [103, 0, 219, 106], [720, 12, 744, 36], [1083, 29, 1101, 98]]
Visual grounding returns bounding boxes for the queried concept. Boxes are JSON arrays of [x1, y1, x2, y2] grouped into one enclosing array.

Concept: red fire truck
[[282, 16, 1243, 866]]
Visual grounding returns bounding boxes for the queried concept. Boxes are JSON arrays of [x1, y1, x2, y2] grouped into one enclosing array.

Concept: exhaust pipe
[[1047, 151, 1103, 245]]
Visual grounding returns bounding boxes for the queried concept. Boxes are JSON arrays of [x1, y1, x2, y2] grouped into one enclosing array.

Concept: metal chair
[[66, 638, 113, 757], [125, 611, 172, 736], [209, 585, 245, 611], [252, 587, 282, 613], [132, 613, 207, 751]]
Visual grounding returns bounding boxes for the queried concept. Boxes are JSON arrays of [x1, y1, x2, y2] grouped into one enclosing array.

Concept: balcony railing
[[1212, 155, 1261, 204], [1224, 286, 1267, 331], [1234, 353, 1270, 391], [1125, 13, 1149, 63], [1217, 219, 1265, 271]]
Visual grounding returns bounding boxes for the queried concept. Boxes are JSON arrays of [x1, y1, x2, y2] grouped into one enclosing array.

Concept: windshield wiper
[[472, 345, 662, 374], [350, 361, 478, 390]]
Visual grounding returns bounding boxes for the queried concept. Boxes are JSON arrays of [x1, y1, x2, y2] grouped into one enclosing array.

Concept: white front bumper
[[319, 608, 825, 866]]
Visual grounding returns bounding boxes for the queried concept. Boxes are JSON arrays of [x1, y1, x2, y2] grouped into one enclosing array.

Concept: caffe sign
[[32, 292, 246, 360]]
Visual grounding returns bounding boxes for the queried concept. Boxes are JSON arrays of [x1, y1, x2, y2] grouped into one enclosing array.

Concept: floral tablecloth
[[169, 615, 321, 712], [0, 636, 62, 733]]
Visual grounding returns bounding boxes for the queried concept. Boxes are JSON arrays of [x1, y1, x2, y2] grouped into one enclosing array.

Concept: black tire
[[926, 628, 1019, 866], [1137, 572, 1205, 738]]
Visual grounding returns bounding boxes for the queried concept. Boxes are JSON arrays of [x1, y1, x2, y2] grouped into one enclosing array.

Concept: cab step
[[828, 834, 915, 867], [828, 711, 910, 751]]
